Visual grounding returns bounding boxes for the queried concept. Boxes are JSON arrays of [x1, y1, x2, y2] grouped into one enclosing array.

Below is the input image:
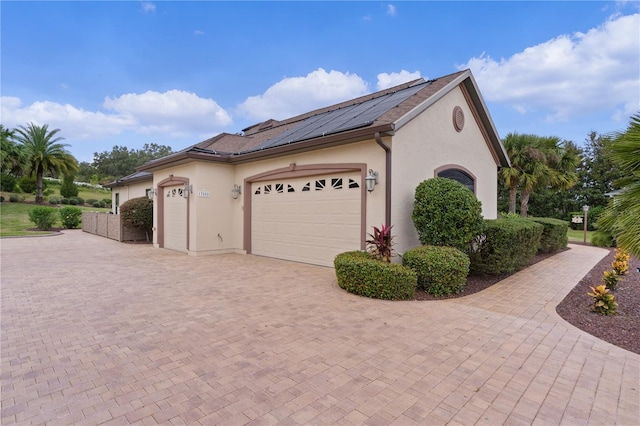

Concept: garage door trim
[[243, 163, 367, 255], [156, 174, 190, 251]]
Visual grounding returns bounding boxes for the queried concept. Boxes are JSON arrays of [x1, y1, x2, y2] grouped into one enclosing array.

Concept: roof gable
[[138, 70, 509, 171]]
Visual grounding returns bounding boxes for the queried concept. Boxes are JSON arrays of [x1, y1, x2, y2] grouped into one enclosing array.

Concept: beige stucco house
[[104, 171, 153, 214], [131, 69, 509, 267]]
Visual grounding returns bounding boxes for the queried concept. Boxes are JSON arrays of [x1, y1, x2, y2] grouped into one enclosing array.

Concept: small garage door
[[163, 185, 187, 252], [251, 173, 362, 267]]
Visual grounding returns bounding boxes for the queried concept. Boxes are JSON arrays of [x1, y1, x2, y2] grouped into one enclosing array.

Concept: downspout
[[374, 132, 391, 227]]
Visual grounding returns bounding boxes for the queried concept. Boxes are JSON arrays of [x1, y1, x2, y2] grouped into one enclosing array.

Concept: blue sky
[[2, 1, 639, 162]]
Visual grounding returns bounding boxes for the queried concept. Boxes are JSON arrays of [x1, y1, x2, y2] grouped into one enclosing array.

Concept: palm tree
[[0, 125, 25, 176], [500, 133, 549, 215], [12, 123, 78, 203], [601, 112, 640, 257], [522, 136, 581, 216]]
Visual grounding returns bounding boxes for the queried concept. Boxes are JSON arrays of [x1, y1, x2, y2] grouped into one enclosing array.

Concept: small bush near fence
[[59, 206, 82, 229], [28, 206, 58, 230], [402, 246, 470, 297], [469, 217, 543, 276], [334, 251, 417, 300], [529, 217, 569, 253]]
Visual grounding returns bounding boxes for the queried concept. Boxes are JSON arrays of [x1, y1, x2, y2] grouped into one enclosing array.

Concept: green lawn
[[567, 228, 594, 243], [0, 201, 110, 237]]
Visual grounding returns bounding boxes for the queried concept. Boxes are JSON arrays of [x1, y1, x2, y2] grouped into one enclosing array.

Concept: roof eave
[[228, 123, 396, 164], [393, 70, 510, 168]]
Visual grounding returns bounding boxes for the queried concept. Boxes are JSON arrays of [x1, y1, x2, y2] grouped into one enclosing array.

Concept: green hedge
[[59, 206, 82, 229], [529, 217, 569, 253], [28, 206, 58, 230], [469, 217, 543, 276], [402, 246, 470, 297], [334, 251, 417, 300]]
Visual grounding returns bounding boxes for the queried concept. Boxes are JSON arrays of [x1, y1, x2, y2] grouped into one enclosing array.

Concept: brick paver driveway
[[2, 231, 638, 425]]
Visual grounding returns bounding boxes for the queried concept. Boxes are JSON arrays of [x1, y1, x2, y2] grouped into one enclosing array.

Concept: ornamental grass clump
[[587, 285, 618, 315]]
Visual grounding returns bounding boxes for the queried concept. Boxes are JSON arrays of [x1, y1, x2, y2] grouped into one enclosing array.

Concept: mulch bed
[[414, 247, 640, 355], [557, 249, 639, 354]]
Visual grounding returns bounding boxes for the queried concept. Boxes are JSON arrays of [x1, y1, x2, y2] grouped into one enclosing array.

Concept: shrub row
[[402, 246, 470, 296], [27, 206, 83, 230], [529, 217, 569, 253], [334, 251, 417, 300], [469, 216, 544, 276]]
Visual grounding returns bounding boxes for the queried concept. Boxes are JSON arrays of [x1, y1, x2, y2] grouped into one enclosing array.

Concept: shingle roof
[[103, 171, 152, 188], [138, 69, 509, 171]]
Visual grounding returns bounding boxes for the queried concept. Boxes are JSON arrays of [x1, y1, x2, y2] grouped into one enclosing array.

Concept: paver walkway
[[1, 231, 638, 425]]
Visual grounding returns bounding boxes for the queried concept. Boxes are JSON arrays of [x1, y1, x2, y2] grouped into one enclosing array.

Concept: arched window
[[437, 168, 475, 192]]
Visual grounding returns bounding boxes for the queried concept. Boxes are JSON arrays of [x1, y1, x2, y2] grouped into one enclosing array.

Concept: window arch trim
[[434, 164, 476, 195]]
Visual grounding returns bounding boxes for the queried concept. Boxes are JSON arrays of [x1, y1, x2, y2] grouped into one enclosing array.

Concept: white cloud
[[387, 4, 397, 16], [104, 90, 232, 135], [1, 90, 232, 141], [377, 70, 422, 90], [194, 30, 205, 36], [237, 68, 369, 121], [460, 13, 640, 122], [141, 2, 156, 14]]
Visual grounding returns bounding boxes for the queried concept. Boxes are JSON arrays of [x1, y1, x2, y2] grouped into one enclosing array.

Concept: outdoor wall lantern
[[183, 184, 192, 199], [232, 184, 242, 199], [147, 188, 157, 200], [365, 169, 379, 193], [582, 204, 590, 244]]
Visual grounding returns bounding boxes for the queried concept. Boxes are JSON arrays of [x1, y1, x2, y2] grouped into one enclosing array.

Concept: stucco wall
[[391, 85, 499, 255], [151, 140, 387, 256], [233, 139, 387, 254], [112, 181, 152, 214]]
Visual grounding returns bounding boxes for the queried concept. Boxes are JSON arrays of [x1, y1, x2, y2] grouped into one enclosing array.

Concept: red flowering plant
[[366, 224, 395, 263]]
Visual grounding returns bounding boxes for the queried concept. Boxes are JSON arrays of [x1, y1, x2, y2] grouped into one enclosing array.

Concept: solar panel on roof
[[247, 81, 429, 152]]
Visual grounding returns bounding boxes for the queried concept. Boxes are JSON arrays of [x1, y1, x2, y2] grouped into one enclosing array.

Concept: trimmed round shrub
[[98, 200, 106, 208], [86, 198, 98, 205], [402, 246, 470, 296], [0, 195, 4, 202], [334, 251, 417, 300], [9, 195, 18, 203], [74, 197, 85, 205], [69, 198, 78, 205], [60, 198, 70, 205], [59, 206, 82, 229], [102, 198, 111, 204], [120, 196, 153, 239], [49, 196, 61, 205], [92, 201, 101, 208], [28, 206, 58, 230], [412, 178, 484, 252]]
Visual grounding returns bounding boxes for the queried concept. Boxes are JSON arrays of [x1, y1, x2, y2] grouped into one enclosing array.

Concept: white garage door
[[251, 173, 362, 267], [163, 185, 188, 252]]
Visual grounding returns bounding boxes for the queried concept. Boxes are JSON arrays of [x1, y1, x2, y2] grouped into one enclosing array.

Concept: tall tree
[[0, 125, 24, 176], [499, 133, 548, 214], [522, 137, 580, 216], [598, 112, 640, 257], [92, 143, 173, 181], [12, 123, 78, 203], [499, 133, 581, 216]]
